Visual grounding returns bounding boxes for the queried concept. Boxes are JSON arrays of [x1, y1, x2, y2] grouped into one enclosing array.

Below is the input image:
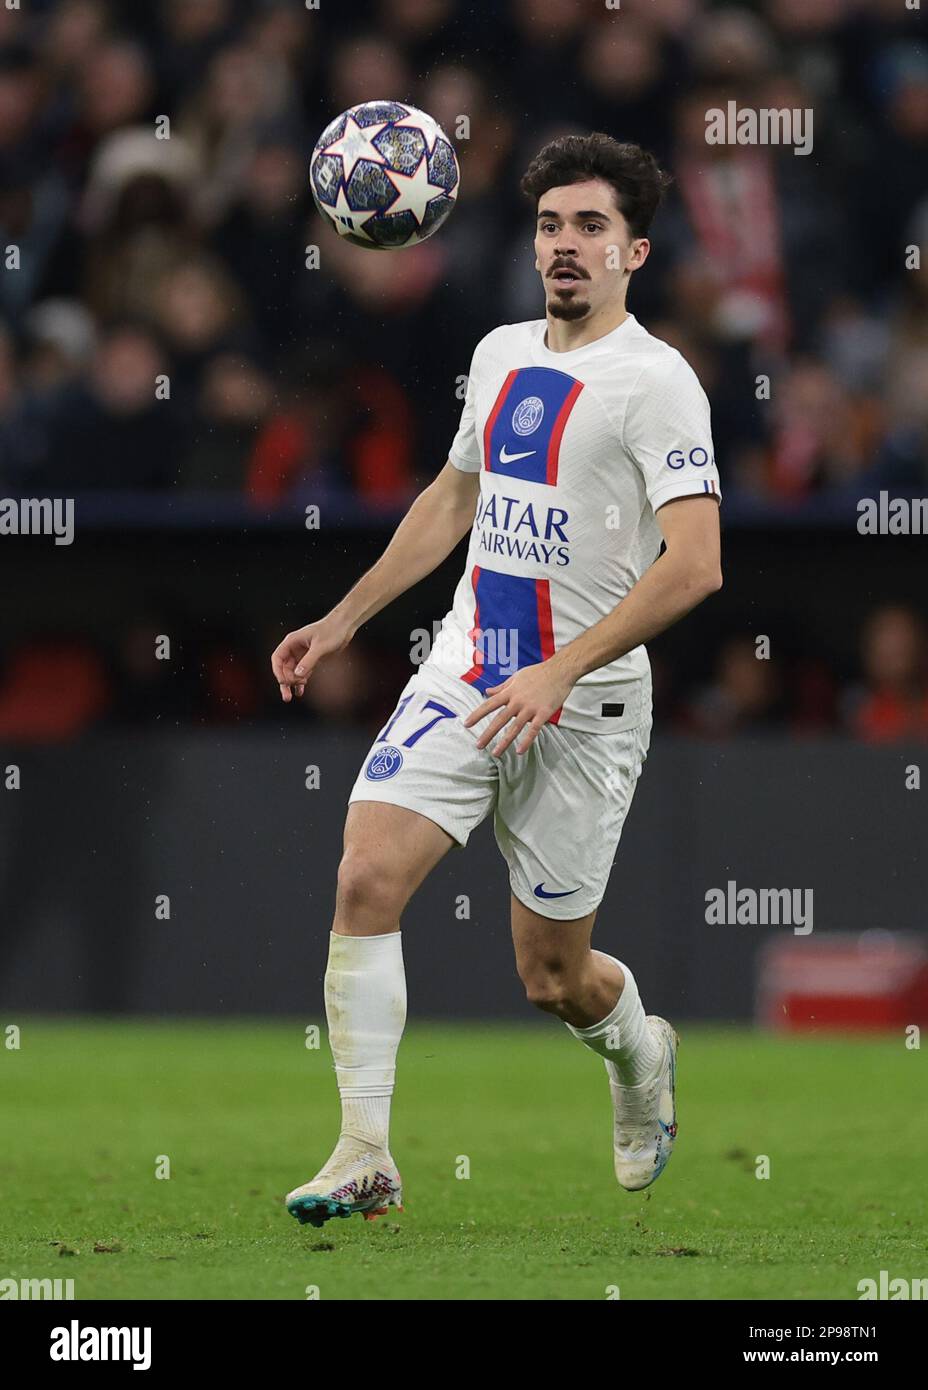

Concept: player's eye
[[585, 222, 604, 233]]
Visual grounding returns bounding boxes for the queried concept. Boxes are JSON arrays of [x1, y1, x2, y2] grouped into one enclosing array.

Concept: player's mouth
[[549, 266, 585, 287]]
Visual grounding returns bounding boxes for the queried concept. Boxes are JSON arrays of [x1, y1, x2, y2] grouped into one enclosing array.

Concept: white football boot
[[608, 1015, 679, 1191], [286, 1135, 403, 1228]]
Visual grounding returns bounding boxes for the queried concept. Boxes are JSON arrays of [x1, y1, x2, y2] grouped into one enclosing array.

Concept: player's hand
[[462, 660, 575, 757], [270, 613, 354, 703]]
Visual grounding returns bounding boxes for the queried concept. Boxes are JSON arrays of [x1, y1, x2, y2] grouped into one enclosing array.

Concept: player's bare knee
[[336, 846, 406, 920], [522, 969, 574, 1016]]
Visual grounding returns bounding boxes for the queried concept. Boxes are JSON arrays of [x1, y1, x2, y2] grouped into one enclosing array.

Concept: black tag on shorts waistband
[[600, 703, 625, 718]]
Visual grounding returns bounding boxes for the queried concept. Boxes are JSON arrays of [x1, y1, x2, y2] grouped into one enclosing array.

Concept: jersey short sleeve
[[448, 340, 485, 472], [623, 352, 721, 512]]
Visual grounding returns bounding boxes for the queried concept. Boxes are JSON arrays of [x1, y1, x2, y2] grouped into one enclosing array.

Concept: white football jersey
[[422, 314, 721, 733]]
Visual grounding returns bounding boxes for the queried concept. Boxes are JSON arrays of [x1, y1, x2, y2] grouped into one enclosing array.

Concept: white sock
[[564, 954, 663, 1085], [324, 930, 406, 1152]]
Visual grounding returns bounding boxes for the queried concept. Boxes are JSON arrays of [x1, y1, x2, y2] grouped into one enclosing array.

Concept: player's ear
[[632, 237, 650, 269]]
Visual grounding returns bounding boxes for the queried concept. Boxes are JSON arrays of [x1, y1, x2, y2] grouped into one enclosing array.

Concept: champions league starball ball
[[310, 100, 460, 250]]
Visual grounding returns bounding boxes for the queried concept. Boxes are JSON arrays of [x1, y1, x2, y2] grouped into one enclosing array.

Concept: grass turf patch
[[1, 1019, 924, 1300]]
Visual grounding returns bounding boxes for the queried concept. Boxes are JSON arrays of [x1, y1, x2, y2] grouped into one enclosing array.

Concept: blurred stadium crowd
[[1, 0, 927, 742], [1, 0, 926, 506], [2, 594, 927, 744]]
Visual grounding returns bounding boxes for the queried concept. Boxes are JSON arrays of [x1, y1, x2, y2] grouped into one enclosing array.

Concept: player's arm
[[554, 351, 724, 682], [271, 460, 479, 702], [464, 496, 721, 754], [545, 494, 721, 683]]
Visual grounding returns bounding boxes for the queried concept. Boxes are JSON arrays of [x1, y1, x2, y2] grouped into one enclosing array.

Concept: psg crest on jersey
[[310, 101, 460, 250], [512, 396, 545, 436]]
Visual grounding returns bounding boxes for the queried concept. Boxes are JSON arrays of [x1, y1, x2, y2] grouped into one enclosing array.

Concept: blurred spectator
[[179, 40, 303, 228], [0, 636, 110, 740], [41, 323, 180, 489], [40, 0, 108, 83], [155, 0, 236, 110], [376, 0, 463, 70], [579, 11, 680, 155], [70, 128, 200, 320], [0, 320, 24, 482], [818, 294, 890, 396], [327, 34, 410, 122], [185, 352, 273, 490], [151, 256, 247, 363], [421, 62, 516, 340], [0, 40, 45, 163], [874, 348, 928, 491], [246, 336, 417, 509], [213, 139, 308, 347], [844, 606, 928, 743], [679, 636, 787, 736], [765, 357, 882, 500], [506, 0, 590, 126], [77, 38, 154, 140], [295, 641, 390, 730], [22, 297, 97, 388]]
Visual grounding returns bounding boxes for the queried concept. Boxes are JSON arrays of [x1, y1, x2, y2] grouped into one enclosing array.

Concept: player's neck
[[544, 302, 629, 354]]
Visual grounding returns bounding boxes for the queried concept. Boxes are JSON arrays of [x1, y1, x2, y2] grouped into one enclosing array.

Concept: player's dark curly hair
[[520, 133, 672, 239]]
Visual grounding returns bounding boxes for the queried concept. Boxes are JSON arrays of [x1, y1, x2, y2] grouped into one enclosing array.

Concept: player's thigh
[[338, 798, 456, 912]]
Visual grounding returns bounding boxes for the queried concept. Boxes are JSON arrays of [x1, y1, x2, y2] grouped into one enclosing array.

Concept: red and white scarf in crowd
[[677, 149, 790, 354]]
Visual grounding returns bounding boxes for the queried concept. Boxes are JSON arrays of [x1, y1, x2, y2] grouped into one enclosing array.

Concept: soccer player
[[272, 134, 722, 1227]]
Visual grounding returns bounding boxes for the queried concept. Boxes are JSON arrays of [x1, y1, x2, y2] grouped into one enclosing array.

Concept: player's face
[[533, 179, 645, 322]]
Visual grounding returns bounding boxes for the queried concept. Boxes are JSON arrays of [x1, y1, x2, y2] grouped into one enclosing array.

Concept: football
[[310, 100, 460, 250]]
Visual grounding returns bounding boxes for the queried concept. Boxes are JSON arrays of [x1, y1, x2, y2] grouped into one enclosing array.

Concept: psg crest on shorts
[[310, 101, 460, 250], [364, 745, 404, 780]]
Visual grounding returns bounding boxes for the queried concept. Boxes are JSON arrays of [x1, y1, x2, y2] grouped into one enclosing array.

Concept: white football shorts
[[347, 663, 651, 920]]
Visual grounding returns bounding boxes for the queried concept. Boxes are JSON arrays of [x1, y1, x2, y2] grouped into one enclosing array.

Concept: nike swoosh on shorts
[[533, 882, 582, 899]]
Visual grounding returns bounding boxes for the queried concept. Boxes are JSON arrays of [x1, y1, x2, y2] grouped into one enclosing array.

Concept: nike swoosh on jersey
[[498, 445, 537, 464], [533, 882, 582, 899]]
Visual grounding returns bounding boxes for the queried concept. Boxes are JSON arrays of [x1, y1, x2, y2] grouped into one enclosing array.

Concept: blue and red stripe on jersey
[[482, 367, 583, 486], [461, 564, 562, 724]]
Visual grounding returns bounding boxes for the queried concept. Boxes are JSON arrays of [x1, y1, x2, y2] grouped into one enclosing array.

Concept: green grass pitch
[[1, 1019, 924, 1300]]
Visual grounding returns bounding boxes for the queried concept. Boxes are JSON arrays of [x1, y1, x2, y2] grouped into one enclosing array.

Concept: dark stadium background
[[1, 0, 926, 1020]]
